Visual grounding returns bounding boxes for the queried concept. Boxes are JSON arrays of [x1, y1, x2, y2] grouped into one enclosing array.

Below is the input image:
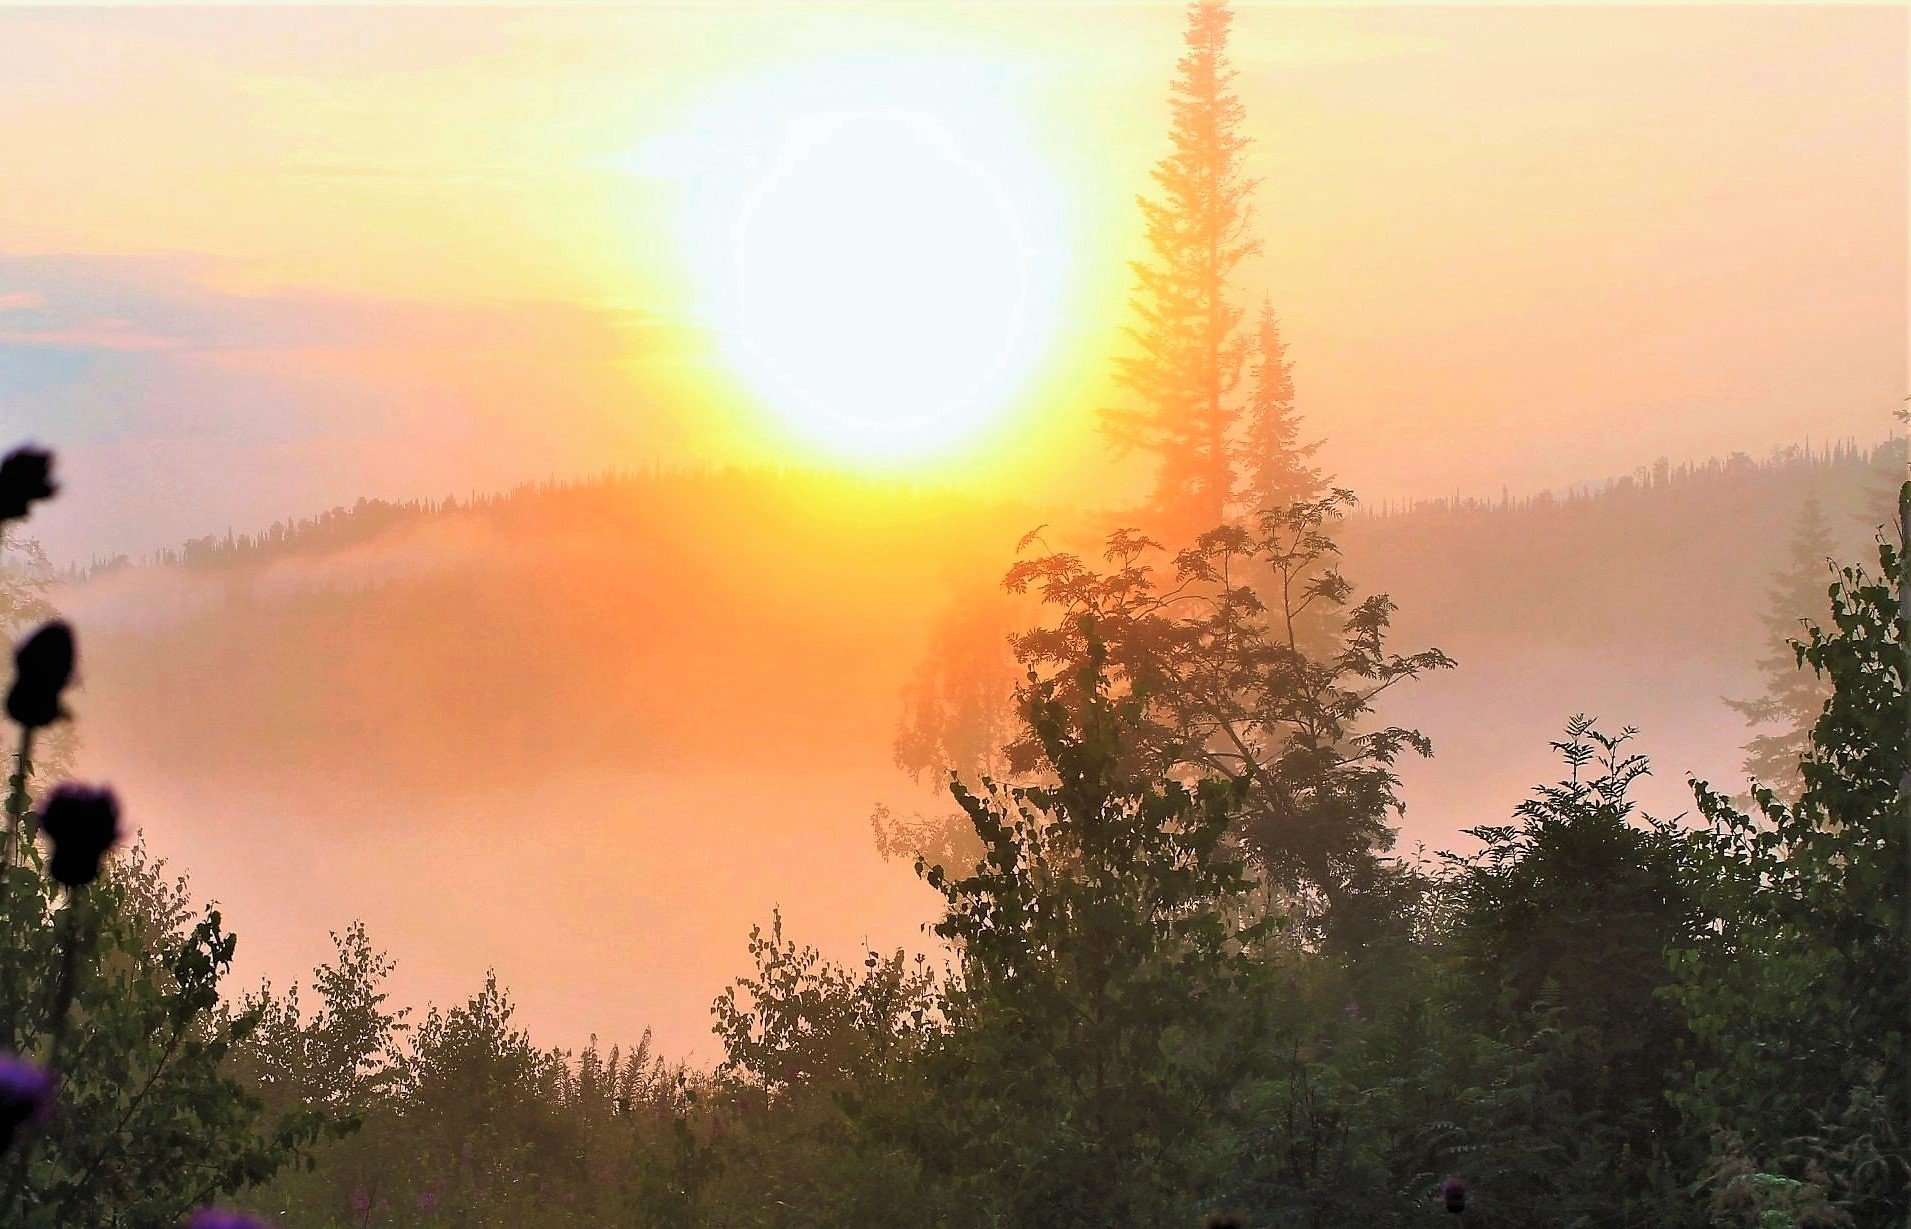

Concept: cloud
[[1, 324, 180, 352], [0, 252, 689, 445], [0, 252, 678, 358]]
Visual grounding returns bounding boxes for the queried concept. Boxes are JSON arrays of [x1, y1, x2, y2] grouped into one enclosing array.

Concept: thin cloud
[[1, 324, 181, 352]]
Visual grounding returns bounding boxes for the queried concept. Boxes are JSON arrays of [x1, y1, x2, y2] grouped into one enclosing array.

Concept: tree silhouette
[[1725, 493, 1834, 803], [1004, 494, 1453, 924], [1103, 0, 1260, 536], [1240, 297, 1323, 515]]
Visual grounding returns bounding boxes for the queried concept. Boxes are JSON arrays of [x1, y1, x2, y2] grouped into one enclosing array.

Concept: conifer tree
[[1725, 494, 1835, 803], [1103, 0, 1260, 535], [1240, 297, 1323, 513]]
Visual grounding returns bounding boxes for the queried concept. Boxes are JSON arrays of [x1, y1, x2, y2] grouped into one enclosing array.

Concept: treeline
[[71, 466, 1032, 579], [75, 434, 1898, 581], [59, 433, 1893, 793], [1353, 437, 1898, 521]]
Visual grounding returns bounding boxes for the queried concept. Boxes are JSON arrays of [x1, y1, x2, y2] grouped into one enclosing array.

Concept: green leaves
[[899, 643, 1277, 1228], [1676, 500, 1909, 1225], [1, 840, 320, 1226], [1005, 491, 1453, 934], [712, 908, 937, 1100]]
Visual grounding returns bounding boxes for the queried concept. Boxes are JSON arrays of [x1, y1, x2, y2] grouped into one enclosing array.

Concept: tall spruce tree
[[1725, 494, 1835, 803], [1240, 297, 1323, 514], [1104, 0, 1260, 536]]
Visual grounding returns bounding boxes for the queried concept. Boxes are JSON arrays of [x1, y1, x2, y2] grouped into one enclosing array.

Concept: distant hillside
[[1340, 437, 1901, 837], [66, 468, 1051, 790], [61, 438, 1900, 802], [1345, 438, 1897, 662]]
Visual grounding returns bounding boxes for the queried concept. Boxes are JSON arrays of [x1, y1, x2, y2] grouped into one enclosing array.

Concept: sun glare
[[653, 59, 1073, 464]]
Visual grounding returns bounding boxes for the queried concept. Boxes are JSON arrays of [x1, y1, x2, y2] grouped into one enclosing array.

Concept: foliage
[[241, 922, 410, 1125], [712, 907, 938, 1099], [1005, 495, 1454, 920], [699, 912, 941, 1228], [0, 824, 328, 1226], [869, 800, 987, 879], [899, 635, 1275, 1228], [1674, 489, 1909, 1227], [1439, 718, 1705, 1227]]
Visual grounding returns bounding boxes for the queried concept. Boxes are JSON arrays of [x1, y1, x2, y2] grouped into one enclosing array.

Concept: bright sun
[[656, 59, 1072, 463]]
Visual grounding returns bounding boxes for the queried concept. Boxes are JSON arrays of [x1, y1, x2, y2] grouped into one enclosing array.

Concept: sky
[[1, 2, 1905, 568]]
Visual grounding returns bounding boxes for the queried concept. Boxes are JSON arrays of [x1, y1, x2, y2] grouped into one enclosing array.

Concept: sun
[[652, 58, 1072, 464]]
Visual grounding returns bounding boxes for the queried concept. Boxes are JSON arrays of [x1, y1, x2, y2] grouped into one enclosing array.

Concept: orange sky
[[2, 4, 1904, 564]]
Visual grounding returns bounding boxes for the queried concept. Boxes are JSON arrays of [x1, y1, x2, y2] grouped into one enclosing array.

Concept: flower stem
[[1, 724, 36, 873], [44, 890, 87, 1077]]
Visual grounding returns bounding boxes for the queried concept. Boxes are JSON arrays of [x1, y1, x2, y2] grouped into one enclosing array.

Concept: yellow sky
[[0, 3, 1903, 561]]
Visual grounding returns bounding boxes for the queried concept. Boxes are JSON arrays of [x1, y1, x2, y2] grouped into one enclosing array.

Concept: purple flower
[[418, 1188, 439, 1213], [38, 785, 121, 888], [0, 1052, 54, 1154], [0, 447, 56, 522], [351, 1185, 372, 1216], [183, 1210, 271, 1229], [1440, 1176, 1467, 1214], [7, 621, 74, 730]]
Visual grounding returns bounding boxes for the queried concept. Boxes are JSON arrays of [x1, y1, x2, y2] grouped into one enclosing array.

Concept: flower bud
[[7, 621, 75, 729], [38, 784, 121, 888], [0, 447, 56, 522], [184, 1210, 272, 1229], [0, 1052, 54, 1154]]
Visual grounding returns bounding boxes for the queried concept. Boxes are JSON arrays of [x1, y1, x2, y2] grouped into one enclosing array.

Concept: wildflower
[[351, 1185, 372, 1216], [7, 621, 74, 730], [0, 447, 56, 522], [0, 1052, 54, 1154], [418, 1188, 439, 1213], [38, 784, 121, 888], [183, 1210, 271, 1229], [1440, 1176, 1467, 1214]]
